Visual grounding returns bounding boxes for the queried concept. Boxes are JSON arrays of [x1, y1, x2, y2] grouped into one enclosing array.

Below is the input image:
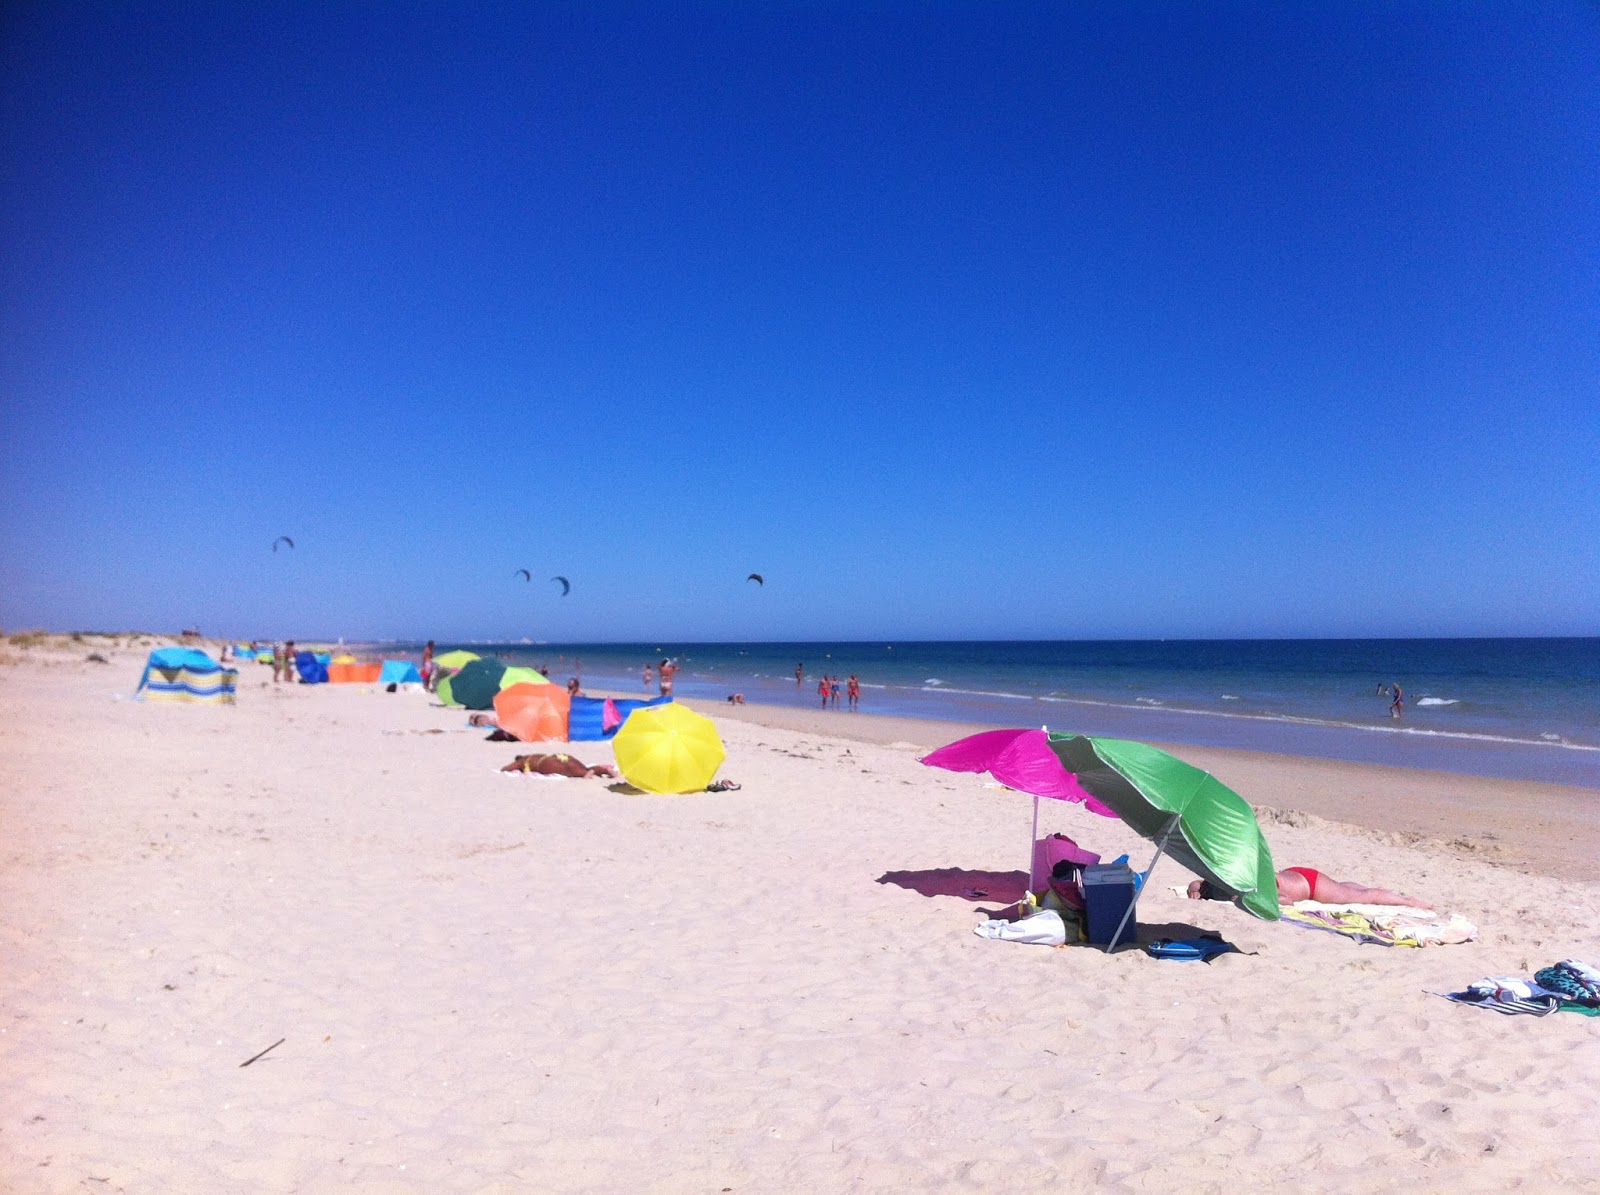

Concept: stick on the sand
[[239, 1038, 285, 1068]]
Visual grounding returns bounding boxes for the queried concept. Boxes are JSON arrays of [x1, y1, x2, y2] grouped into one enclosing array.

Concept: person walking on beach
[[421, 640, 436, 692], [282, 641, 297, 684], [1390, 682, 1404, 719], [659, 659, 678, 697], [796, 662, 804, 685], [818, 676, 830, 709], [847, 674, 860, 711], [830, 676, 842, 709], [271, 641, 284, 682]]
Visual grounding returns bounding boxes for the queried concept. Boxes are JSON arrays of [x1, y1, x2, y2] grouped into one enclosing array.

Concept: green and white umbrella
[[1046, 733, 1280, 942]]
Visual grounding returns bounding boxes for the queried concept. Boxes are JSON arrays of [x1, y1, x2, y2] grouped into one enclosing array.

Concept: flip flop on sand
[[705, 780, 742, 792]]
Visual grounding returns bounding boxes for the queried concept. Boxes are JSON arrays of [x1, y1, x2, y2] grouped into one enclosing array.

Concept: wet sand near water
[[684, 697, 1600, 884]]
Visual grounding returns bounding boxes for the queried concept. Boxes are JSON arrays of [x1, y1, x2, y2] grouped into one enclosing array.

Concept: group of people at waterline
[[791, 663, 860, 711], [233, 640, 1420, 728]]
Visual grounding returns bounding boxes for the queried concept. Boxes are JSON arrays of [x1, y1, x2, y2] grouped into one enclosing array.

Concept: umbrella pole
[[1027, 793, 1041, 895], [1026, 725, 1050, 898], [1104, 814, 1180, 954]]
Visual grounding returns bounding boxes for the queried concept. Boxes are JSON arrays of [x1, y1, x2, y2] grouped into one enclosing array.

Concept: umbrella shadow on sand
[[877, 868, 1030, 904]]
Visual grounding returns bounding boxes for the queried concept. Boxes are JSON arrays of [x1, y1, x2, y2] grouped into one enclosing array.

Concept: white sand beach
[[3, 638, 1598, 1192]]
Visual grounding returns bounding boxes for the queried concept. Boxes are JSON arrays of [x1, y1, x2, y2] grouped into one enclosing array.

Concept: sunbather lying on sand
[[501, 753, 618, 779], [1190, 867, 1432, 910]]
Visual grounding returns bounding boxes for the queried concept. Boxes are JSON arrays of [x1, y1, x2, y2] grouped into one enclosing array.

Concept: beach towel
[[1281, 901, 1476, 947], [1532, 960, 1600, 1008], [1439, 961, 1600, 1017], [1439, 979, 1563, 1016]]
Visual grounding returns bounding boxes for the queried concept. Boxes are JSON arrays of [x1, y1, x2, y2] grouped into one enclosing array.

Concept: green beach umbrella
[[448, 659, 551, 710], [1046, 733, 1280, 931], [499, 665, 548, 689], [432, 650, 482, 706], [438, 659, 544, 707], [449, 658, 509, 710]]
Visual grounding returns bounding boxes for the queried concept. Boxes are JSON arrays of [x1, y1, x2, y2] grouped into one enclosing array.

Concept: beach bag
[[974, 909, 1066, 946], [1033, 834, 1099, 885]]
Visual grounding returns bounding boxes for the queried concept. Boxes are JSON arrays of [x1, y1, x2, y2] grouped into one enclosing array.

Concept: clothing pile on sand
[[1440, 959, 1600, 1016]]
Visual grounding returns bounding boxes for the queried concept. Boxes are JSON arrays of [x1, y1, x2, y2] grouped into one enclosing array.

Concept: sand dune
[[2, 640, 1597, 1191]]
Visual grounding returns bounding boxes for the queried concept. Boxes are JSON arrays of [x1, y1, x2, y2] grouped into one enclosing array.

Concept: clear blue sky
[[2, 2, 1595, 642]]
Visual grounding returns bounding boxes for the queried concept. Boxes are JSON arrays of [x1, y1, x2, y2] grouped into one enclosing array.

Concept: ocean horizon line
[[357, 634, 1600, 651]]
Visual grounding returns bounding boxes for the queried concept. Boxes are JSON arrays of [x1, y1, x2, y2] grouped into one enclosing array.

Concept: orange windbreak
[[328, 663, 383, 683]]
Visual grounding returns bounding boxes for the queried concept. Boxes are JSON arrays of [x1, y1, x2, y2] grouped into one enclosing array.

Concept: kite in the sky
[[272, 536, 295, 552], [551, 575, 571, 596], [514, 568, 532, 581], [747, 573, 764, 585]]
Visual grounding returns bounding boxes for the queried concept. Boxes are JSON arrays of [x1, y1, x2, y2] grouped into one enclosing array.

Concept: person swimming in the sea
[[1189, 867, 1430, 909]]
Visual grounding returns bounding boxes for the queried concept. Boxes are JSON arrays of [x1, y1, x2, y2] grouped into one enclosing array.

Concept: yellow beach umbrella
[[612, 703, 726, 794]]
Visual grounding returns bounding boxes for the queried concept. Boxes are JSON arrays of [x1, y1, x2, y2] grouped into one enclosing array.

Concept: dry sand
[[2, 637, 1598, 1192]]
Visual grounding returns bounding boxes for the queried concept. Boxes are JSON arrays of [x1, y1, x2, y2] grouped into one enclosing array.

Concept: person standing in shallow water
[[1390, 682, 1404, 719], [847, 674, 860, 711], [643, 663, 654, 691]]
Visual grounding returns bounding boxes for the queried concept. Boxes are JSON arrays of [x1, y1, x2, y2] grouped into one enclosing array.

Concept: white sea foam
[[1416, 698, 1459, 707], [912, 684, 1033, 701], [1221, 695, 1241, 700], [927, 689, 1600, 753]]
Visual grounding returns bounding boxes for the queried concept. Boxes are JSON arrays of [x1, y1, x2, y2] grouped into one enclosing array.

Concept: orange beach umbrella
[[494, 683, 571, 743]]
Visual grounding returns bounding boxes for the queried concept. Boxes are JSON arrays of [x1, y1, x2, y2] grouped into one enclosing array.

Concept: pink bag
[[1033, 833, 1100, 883], [601, 697, 622, 733]]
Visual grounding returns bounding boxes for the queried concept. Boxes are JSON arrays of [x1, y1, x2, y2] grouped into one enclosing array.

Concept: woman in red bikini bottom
[[1190, 867, 1430, 909]]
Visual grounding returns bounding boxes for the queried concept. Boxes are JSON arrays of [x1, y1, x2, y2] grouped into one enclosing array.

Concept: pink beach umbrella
[[920, 728, 1117, 890]]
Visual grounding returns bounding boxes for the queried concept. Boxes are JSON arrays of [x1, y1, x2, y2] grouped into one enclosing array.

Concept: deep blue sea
[[380, 639, 1600, 787]]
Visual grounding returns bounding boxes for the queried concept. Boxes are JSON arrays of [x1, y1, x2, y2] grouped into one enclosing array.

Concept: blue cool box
[[1083, 863, 1137, 947]]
